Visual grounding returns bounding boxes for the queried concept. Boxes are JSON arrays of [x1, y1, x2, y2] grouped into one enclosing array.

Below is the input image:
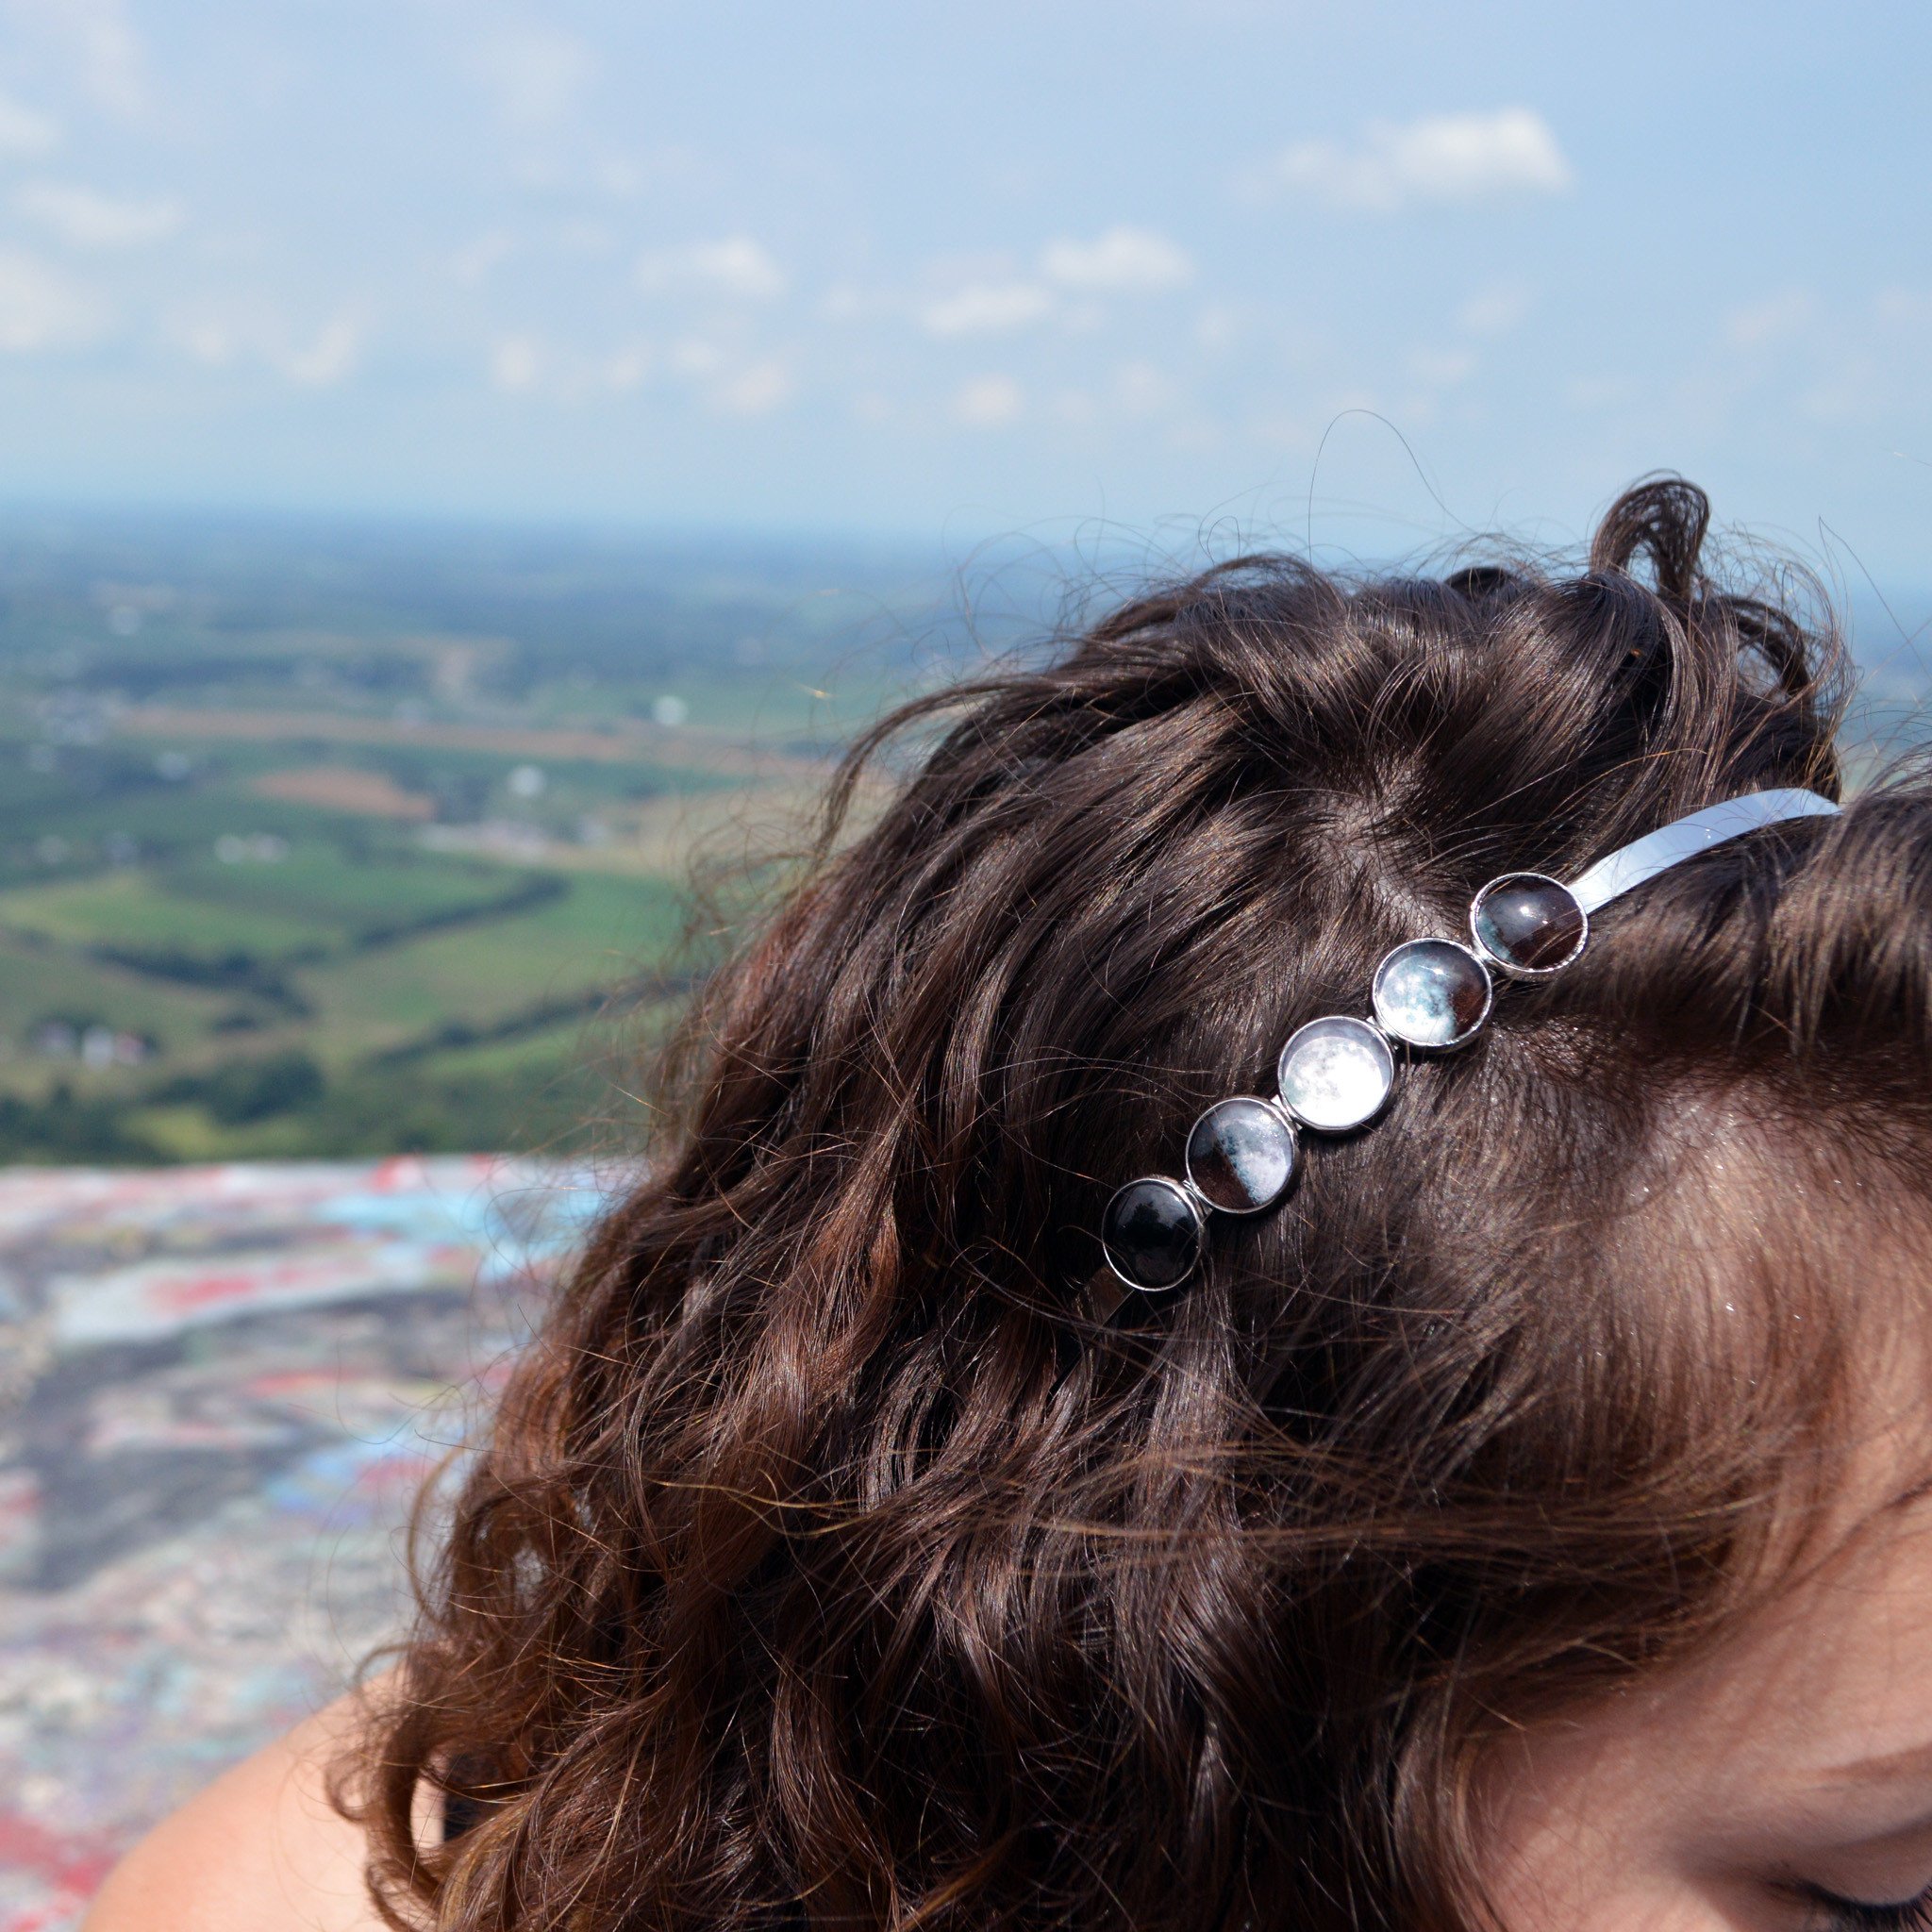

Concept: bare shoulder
[[83, 1677, 404, 1932]]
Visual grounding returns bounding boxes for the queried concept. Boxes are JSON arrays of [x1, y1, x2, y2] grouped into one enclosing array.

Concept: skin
[[82, 1683, 397, 1932], [1479, 1491, 1932, 1931]]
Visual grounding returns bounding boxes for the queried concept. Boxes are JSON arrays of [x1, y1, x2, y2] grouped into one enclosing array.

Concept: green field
[[0, 761, 710, 1161], [5, 867, 346, 957], [0, 749, 761, 1164], [0, 511, 960, 1162]]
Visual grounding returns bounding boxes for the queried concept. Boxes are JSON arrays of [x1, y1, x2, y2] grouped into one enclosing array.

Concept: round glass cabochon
[[1371, 940, 1492, 1050], [1185, 1096, 1298, 1213], [1471, 873, 1588, 976], [1100, 1176, 1205, 1291], [1276, 1016, 1395, 1132]]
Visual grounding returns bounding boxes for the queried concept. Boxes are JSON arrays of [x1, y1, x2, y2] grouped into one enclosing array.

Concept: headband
[[1099, 787, 1841, 1295]]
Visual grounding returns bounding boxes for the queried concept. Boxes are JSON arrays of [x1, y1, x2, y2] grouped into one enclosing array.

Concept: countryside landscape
[[0, 509, 966, 1165]]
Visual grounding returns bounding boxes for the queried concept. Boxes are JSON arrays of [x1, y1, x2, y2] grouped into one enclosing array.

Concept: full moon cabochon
[[1098, 789, 1841, 1296]]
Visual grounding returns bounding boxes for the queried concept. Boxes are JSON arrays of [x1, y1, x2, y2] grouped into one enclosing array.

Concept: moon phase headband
[[1099, 788, 1841, 1295]]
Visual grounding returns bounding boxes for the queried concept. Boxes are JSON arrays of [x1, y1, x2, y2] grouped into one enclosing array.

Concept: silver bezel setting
[[1183, 1094, 1300, 1215], [1468, 871, 1590, 979], [1100, 1174, 1208, 1293], [1276, 1014, 1397, 1132], [1370, 938, 1494, 1051]]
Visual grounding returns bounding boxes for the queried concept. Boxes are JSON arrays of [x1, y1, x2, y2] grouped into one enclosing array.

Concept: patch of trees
[[150, 1049, 325, 1125], [91, 944, 311, 1016], [0, 1083, 161, 1162], [348, 871, 565, 949]]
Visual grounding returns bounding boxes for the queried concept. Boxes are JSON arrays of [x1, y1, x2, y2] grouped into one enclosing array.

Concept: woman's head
[[361, 478, 1932, 1930]]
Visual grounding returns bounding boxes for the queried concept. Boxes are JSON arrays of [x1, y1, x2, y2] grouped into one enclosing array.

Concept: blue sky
[[0, 0, 1925, 578]]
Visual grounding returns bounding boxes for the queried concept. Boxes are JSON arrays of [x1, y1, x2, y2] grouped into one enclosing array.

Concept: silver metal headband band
[[1098, 787, 1840, 1295]]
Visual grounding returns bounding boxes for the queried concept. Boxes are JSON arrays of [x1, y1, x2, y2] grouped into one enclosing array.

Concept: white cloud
[[666, 338, 791, 412], [174, 316, 235, 366], [470, 25, 594, 134], [916, 228, 1191, 340], [635, 236, 786, 302], [1407, 345, 1475, 387], [1724, 288, 1816, 349], [1039, 225, 1193, 292], [1457, 281, 1533, 336], [668, 336, 724, 377], [166, 303, 367, 385], [273, 312, 363, 387], [451, 229, 515, 287], [1194, 304, 1245, 354], [1799, 359, 1882, 427], [1257, 108, 1573, 213], [1875, 288, 1932, 328], [1565, 374, 1641, 413], [0, 89, 58, 156], [921, 281, 1055, 338], [0, 245, 104, 351], [482, 332, 667, 401], [818, 283, 871, 323], [479, 328, 785, 410], [713, 358, 791, 415], [558, 215, 615, 255], [952, 374, 1023, 426], [490, 334, 542, 391], [1112, 358, 1178, 415], [17, 182, 183, 248], [8, 0, 149, 119], [603, 341, 652, 391]]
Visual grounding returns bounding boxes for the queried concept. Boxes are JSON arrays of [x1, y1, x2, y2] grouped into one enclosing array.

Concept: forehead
[[1474, 1492, 1932, 1925], [1626, 1105, 1932, 1353], [1674, 1491, 1932, 1793], [1483, 1453, 1932, 1807]]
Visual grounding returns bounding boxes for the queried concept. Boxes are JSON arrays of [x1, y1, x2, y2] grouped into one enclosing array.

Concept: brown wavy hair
[[351, 478, 1932, 1931]]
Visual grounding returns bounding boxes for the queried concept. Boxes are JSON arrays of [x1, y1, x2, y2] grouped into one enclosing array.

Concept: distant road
[[116, 704, 831, 781]]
